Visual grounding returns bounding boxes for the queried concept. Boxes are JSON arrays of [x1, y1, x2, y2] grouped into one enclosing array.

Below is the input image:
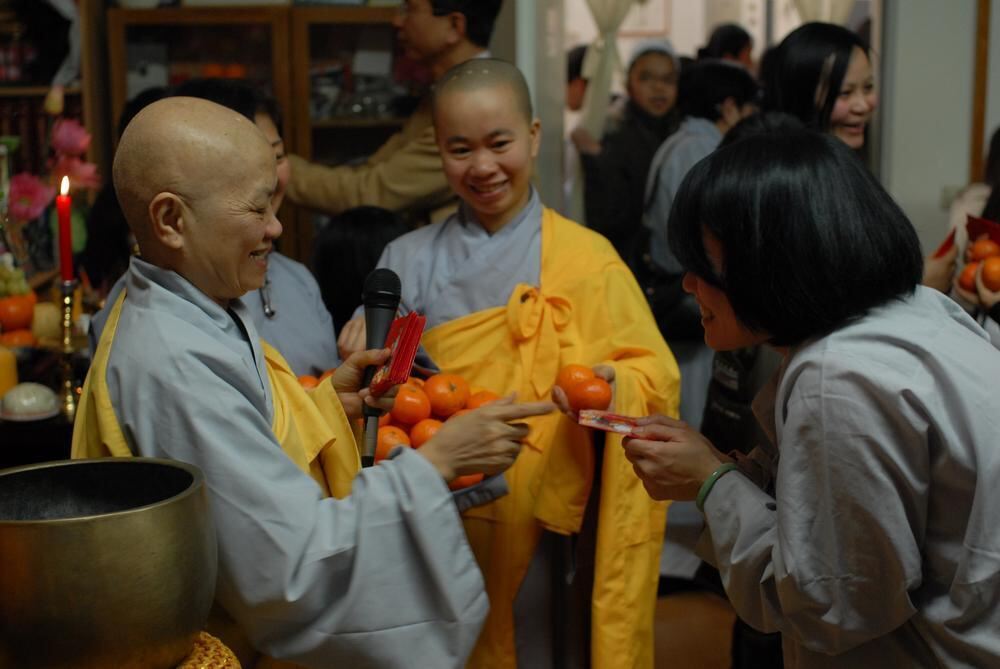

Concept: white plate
[[0, 407, 61, 422]]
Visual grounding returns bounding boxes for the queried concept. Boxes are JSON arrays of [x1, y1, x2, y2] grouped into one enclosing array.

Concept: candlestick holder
[[59, 278, 78, 421]]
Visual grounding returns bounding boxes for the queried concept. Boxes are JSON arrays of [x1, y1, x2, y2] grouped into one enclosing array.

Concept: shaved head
[[113, 96, 280, 304], [113, 96, 271, 257], [432, 58, 534, 123]]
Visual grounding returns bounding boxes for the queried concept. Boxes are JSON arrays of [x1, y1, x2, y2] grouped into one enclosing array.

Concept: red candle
[[57, 176, 73, 281]]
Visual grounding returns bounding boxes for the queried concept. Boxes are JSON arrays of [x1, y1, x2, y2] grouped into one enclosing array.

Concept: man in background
[[285, 0, 502, 224]]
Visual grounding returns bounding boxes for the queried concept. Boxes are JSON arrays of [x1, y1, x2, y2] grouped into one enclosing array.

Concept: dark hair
[[312, 207, 409, 333], [720, 111, 805, 147], [117, 86, 170, 137], [697, 23, 752, 61], [567, 44, 587, 83], [678, 60, 759, 121], [983, 126, 1000, 186], [173, 78, 283, 132], [431, 0, 503, 49], [667, 127, 923, 346], [762, 22, 870, 132]]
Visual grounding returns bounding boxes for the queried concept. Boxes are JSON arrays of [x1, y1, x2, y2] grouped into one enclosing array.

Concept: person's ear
[[529, 119, 542, 159], [718, 97, 739, 125], [148, 192, 186, 251], [446, 11, 466, 45]]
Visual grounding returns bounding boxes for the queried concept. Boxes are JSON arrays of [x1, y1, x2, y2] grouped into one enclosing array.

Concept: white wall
[[984, 0, 1000, 171], [880, 0, 977, 250]]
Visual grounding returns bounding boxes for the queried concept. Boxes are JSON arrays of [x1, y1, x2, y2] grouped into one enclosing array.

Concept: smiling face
[[681, 232, 770, 351], [435, 84, 541, 233], [626, 52, 678, 118], [181, 134, 282, 306], [828, 46, 877, 149]]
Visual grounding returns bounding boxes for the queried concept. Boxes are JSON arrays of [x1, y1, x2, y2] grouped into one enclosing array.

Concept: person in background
[[697, 22, 755, 71], [342, 58, 680, 668], [73, 95, 554, 669], [924, 126, 1000, 294], [624, 124, 1000, 669], [311, 205, 408, 336], [174, 78, 340, 378], [761, 22, 875, 151], [565, 43, 589, 112], [642, 59, 758, 424], [285, 0, 502, 225], [572, 39, 681, 263]]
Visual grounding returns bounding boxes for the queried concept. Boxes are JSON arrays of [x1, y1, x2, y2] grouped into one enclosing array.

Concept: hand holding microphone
[[359, 268, 401, 466]]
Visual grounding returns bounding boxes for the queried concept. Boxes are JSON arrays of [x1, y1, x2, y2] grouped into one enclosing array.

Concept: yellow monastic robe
[[72, 291, 361, 669], [421, 208, 680, 668]]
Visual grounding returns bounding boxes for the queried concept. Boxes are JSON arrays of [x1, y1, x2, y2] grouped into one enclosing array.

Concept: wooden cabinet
[[103, 5, 409, 265]]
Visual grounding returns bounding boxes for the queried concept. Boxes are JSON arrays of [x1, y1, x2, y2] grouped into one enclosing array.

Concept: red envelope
[[578, 409, 641, 436], [370, 312, 427, 397], [966, 214, 1000, 246]]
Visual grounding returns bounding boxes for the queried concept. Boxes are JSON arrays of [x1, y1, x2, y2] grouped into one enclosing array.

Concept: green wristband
[[695, 463, 738, 512]]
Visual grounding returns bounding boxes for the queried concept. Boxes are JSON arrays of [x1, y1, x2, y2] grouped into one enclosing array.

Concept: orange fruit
[[447, 408, 472, 421], [467, 390, 500, 409], [0, 293, 34, 332], [378, 412, 393, 427], [959, 261, 980, 292], [320, 368, 337, 382], [375, 425, 411, 463], [982, 256, 1000, 291], [424, 373, 470, 417], [449, 473, 485, 491], [566, 377, 612, 412], [0, 329, 35, 348], [969, 238, 1000, 262], [298, 374, 319, 389], [390, 384, 432, 425], [409, 418, 443, 447], [556, 364, 594, 392], [406, 376, 425, 388]]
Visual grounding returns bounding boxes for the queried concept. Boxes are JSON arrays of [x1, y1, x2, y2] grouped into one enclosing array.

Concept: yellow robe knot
[[505, 283, 573, 397]]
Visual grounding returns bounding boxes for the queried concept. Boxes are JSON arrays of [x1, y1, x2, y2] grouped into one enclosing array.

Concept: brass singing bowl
[[0, 458, 218, 669]]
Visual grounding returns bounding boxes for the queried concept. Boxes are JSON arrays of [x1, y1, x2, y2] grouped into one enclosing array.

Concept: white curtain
[[793, 0, 857, 25], [568, 0, 638, 221]]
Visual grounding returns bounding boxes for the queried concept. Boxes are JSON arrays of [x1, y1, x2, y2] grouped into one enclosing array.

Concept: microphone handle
[[361, 414, 379, 467], [361, 303, 397, 420]]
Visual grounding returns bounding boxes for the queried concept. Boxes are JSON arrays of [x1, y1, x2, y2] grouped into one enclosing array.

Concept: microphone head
[[362, 268, 402, 310]]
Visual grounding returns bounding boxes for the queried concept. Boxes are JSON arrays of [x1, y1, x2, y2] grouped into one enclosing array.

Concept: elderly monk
[[72, 96, 553, 669]]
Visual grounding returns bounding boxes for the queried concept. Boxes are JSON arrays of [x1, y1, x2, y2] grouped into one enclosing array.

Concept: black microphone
[[360, 268, 401, 466]]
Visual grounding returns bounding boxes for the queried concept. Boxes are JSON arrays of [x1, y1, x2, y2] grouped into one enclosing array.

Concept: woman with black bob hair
[[622, 122, 1000, 667], [762, 22, 875, 150]]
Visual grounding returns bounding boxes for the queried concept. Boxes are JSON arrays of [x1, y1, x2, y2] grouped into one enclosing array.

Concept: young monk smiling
[[341, 59, 681, 668]]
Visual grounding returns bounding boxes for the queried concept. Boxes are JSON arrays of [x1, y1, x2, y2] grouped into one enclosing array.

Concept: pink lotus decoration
[[50, 118, 91, 156], [8, 173, 56, 222], [51, 155, 101, 191]]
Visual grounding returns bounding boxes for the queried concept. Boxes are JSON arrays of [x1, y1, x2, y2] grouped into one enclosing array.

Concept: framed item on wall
[[619, 0, 670, 37]]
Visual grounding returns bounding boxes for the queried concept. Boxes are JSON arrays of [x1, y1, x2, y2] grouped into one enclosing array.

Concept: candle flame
[[60, 176, 70, 196]]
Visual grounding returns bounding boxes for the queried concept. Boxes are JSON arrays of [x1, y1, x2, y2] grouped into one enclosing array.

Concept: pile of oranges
[[959, 238, 1000, 293], [377, 373, 499, 490], [298, 368, 337, 389]]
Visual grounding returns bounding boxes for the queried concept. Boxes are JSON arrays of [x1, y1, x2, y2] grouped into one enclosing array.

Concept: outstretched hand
[[418, 396, 555, 481], [622, 415, 730, 501]]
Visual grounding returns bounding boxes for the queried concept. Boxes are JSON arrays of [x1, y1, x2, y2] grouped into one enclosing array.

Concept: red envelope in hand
[[932, 228, 956, 258], [966, 214, 1000, 246], [577, 409, 641, 436], [370, 312, 427, 397]]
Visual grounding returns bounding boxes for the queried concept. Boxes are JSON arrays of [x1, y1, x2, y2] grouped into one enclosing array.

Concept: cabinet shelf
[[311, 117, 404, 129], [0, 85, 82, 98]]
